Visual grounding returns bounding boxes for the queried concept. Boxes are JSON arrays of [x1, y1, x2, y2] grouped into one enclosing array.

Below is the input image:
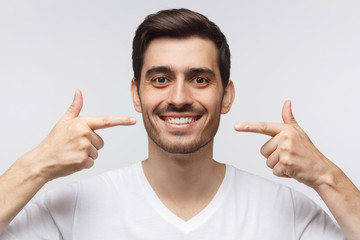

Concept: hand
[[234, 100, 334, 189], [26, 90, 137, 181]]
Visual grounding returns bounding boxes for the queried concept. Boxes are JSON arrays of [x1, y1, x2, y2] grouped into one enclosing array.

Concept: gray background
[[1, 0, 359, 219]]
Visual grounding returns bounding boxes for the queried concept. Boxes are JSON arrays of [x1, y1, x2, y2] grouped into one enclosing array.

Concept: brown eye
[[193, 77, 207, 84], [154, 77, 167, 83]]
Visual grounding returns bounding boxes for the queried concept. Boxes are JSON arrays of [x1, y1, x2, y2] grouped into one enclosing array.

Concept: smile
[[161, 116, 201, 125]]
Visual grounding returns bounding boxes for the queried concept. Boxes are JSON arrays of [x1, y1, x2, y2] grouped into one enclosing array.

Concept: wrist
[[12, 149, 49, 188], [313, 162, 346, 194]]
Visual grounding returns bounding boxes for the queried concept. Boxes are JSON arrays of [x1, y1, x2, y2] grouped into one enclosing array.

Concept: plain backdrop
[[1, 0, 359, 220]]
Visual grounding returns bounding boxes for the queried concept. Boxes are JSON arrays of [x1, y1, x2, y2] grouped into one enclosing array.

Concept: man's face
[[132, 37, 232, 154]]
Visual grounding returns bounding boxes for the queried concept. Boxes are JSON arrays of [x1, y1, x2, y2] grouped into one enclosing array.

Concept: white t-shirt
[[1, 162, 346, 240]]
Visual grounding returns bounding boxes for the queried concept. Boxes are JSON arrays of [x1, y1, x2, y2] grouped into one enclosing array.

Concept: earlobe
[[221, 80, 235, 114], [131, 78, 142, 113]]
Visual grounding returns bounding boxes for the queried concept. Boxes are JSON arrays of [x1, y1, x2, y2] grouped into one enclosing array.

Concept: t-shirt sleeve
[[0, 183, 79, 240], [290, 189, 347, 240], [0, 200, 63, 240]]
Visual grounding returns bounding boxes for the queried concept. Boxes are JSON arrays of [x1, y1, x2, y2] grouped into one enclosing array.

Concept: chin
[[152, 137, 212, 154]]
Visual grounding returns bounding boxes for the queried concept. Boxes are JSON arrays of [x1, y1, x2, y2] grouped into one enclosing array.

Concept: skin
[[0, 36, 359, 239]]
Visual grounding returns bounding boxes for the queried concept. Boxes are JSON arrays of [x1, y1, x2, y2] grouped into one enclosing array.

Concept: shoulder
[[34, 161, 141, 206], [225, 164, 319, 212], [226, 165, 345, 239]]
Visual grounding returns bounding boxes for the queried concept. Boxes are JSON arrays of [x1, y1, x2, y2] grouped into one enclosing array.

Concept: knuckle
[[84, 159, 94, 169], [98, 139, 105, 150], [260, 146, 268, 157], [76, 126, 91, 138], [279, 141, 290, 152], [92, 150, 99, 160], [242, 123, 249, 130], [80, 129, 91, 138], [69, 122, 89, 137], [75, 155, 91, 169], [279, 139, 295, 153], [266, 159, 273, 168], [281, 133, 290, 141], [272, 167, 282, 177], [79, 139, 90, 149], [102, 117, 112, 127], [281, 156, 294, 167], [266, 161, 271, 168], [260, 146, 266, 156], [266, 154, 278, 168], [67, 153, 87, 171], [76, 151, 88, 162], [285, 127, 299, 139], [281, 130, 296, 141], [259, 123, 268, 132]]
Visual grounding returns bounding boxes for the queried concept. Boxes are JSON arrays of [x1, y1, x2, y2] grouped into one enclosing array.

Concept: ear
[[221, 80, 235, 114], [131, 78, 142, 113]]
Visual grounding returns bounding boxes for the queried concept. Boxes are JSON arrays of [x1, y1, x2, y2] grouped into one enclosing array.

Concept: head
[[131, 9, 234, 154], [132, 8, 230, 91]]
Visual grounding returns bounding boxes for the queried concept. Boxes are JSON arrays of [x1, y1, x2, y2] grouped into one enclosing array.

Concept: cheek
[[140, 91, 167, 112], [194, 90, 222, 109]]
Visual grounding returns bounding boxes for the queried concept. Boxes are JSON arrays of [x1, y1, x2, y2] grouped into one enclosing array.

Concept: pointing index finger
[[234, 122, 286, 137], [83, 116, 137, 130]]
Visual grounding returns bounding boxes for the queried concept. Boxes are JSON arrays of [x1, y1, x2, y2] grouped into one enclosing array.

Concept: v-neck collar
[[135, 161, 233, 234]]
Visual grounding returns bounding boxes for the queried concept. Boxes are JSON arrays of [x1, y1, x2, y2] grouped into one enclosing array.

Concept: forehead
[[142, 37, 219, 76]]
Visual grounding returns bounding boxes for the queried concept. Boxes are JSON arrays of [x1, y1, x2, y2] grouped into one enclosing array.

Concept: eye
[[193, 77, 208, 85], [153, 77, 167, 83], [151, 77, 169, 87]]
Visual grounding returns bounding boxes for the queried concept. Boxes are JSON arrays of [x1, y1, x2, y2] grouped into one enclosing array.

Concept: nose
[[166, 79, 194, 108]]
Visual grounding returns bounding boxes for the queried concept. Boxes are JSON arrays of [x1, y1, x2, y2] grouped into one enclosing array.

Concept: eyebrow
[[145, 66, 216, 78], [145, 66, 173, 78], [186, 67, 216, 78]]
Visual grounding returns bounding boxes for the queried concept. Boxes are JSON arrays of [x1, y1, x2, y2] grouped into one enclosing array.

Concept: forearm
[[0, 152, 47, 234], [315, 164, 360, 240]]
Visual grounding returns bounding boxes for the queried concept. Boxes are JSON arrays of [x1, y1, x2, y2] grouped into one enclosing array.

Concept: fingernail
[[130, 117, 137, 124], [234, 123, 242, 130]]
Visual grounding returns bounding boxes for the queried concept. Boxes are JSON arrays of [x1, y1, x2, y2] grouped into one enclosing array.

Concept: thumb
[[282, 100, 297, 125], [63, 89, 83, 120]]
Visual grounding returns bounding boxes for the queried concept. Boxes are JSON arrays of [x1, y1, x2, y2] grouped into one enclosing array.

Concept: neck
[[142, 138, 225, 220]]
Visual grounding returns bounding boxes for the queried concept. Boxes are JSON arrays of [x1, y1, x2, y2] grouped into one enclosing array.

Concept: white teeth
[[166, 117, 195, 124]]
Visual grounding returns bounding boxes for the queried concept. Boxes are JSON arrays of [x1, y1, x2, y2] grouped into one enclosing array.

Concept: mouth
[[160, 115, 202, 125]]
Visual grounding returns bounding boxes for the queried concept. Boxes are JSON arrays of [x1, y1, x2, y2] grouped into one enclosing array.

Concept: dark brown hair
[[132, 8, 230, 89]]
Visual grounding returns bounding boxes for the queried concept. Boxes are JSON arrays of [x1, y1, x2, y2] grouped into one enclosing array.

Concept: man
[[0, 8, 359, 239]]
